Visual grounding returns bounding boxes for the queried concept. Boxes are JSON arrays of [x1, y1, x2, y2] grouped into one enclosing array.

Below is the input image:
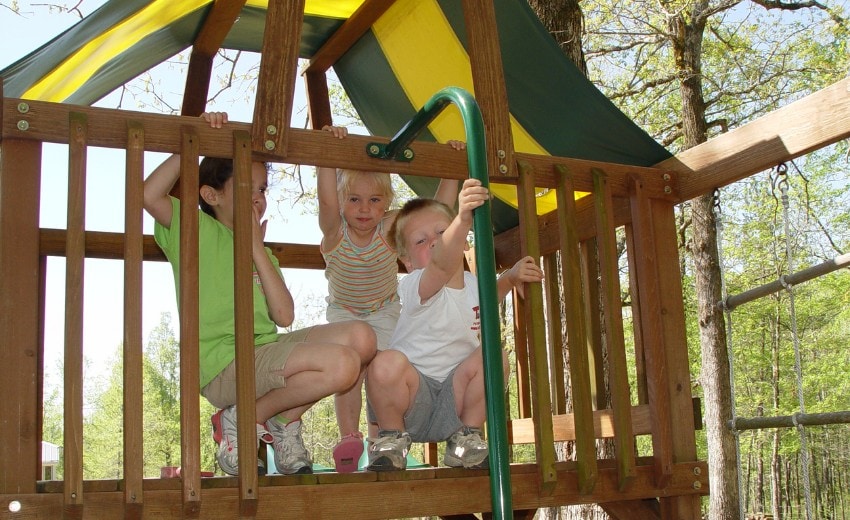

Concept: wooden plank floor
[[5, 461, 707, 519]]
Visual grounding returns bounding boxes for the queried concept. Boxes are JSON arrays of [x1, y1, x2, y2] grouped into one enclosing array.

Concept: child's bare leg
[[255, 342, 360, 423], [305, 321, 376, 435], [366, 350, 419, 431], [451, 347, 494, 428]]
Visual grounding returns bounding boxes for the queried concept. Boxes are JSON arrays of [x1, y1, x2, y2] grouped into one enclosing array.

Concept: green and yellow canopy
[[2, 0, 670, 233]]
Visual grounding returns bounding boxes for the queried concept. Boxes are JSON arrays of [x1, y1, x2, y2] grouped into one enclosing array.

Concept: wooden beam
[[2, 98, 678, 199], [508, 405, 653, 444], [305, 0, 396, 74], [602, 499, 661, 520], [649, 200, 702, 519], [123, 121, 145, 517], [63, 112, 87, 515], [181, 0, 248, 116], [15, 461, 709, 519], [659, 77, 850, 201], [628, 176, 674, 489], [252, 0, 304, 155], [0, 137, 42, 495], [462, 0, 514, 179], [178, 129, 203, 517]]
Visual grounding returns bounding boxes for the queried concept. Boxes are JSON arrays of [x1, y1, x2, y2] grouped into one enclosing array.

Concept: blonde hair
[[388, 198, 456, 258], [337, 169, 394, 208]]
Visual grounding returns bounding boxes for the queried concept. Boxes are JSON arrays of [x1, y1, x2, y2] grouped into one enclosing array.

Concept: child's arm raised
[[317, 125, 348, 245], [251, 204, 295, 327], [143, 112, 228, 227], [418, 178, 488, 300]]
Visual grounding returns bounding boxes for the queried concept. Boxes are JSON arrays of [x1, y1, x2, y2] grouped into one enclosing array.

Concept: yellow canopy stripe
[[372, 0, 558, 213]]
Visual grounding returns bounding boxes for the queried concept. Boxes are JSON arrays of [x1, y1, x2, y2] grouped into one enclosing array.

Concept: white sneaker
[[443, 426, 489, 469], [266, 419, 312, 474], [366, 430, 412, 471]]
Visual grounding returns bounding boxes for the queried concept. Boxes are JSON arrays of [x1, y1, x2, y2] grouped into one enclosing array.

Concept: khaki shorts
[[201, 327, 312, 409], [326, 299, 400, 351]]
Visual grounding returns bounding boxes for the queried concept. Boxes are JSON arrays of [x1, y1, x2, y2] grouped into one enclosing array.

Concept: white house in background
[[41, 441, 60, 481]]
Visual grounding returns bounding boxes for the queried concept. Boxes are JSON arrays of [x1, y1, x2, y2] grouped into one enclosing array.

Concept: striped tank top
[[322, 220, 399, 315]]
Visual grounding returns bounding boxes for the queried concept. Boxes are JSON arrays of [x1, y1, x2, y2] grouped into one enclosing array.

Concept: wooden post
[[628, 176, 674, 489], [123, 122, 145, 518], [252, 0, 304, 156], [233, 131, 259, 516], [461, 0, 514, 178], [63, 112, 88, 518], [0, 136, 42, 495], [178, 129, 202, 518]]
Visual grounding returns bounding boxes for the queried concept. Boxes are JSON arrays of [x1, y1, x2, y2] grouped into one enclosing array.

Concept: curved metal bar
[[378, 86, 513, 520]]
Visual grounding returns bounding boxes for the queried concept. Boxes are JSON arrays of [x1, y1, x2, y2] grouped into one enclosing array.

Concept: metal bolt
[[17, 120, 30, 131], [663, 173, 671, 181], [499, 165, 508, 174], [497, 149, 506, 159], [693, 480, 702, 490], [403, 148, 414, 159], [9, 501, 21, 513], [693, 466, 702, 476], [17, 102, 30, 114], [71, 493, 77, 499], [368, 144, 381, 155], [266, 125, 277, 135], [264, 140, 276, 151], [664, 185, 672, 194]]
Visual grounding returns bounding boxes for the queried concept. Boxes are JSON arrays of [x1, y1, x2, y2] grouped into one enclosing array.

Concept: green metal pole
[[376, 87, 513, 520]]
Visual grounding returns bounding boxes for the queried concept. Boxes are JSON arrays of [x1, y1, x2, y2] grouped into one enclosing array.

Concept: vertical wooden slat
[[233, 131, 259, 516], [123, 122, 145, 518], [579, 238, 606, 411], [0, 137, 42, 495], [591, 167, 635, 491], [178, 129, 202, 518], [181, 0, 247, 116], [628, 176, 674, 488], [650, 200, 702, 519], [64, 112, 87, 519], [542, 253, 565, 415], [516, 160, 556, 490], [624, 226, 649, 404], [461, 0, 514, 178], [555, 164, 598, 494], [305, 71, 333, 130], [252, 0, 304, 156]]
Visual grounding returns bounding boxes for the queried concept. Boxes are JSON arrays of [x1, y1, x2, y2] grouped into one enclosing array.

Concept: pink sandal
[[333, 432, 364, 473]]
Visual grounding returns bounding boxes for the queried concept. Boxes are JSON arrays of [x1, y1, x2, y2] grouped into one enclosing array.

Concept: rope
[[713, 189, 747, 520], [777, 165, 814, 520]]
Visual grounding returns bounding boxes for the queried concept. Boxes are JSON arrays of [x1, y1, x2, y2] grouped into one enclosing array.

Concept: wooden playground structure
[[1, 1, 848, 519]]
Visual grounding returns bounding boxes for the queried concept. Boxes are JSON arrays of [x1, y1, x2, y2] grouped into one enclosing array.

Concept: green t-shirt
[[154, 197, 282, 388]]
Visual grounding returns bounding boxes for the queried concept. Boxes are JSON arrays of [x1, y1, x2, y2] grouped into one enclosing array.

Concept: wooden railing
[[0, 97, 706, 519]]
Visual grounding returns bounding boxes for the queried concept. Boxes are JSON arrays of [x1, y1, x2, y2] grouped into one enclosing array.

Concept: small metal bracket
[[365, 142, 415, 162]]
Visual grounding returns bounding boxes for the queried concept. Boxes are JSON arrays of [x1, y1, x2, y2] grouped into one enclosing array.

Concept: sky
[[1, 1, 343, 387]]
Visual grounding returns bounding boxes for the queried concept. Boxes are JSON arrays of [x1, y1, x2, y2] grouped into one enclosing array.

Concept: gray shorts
[[326, 299, 400, 351], [200, 327, 312, 409], [367, 365, 463, 443]]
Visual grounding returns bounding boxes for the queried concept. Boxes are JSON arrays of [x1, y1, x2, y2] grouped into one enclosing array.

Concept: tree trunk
[[526, 0, 587, 75], [670, 5, 741, 519]]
